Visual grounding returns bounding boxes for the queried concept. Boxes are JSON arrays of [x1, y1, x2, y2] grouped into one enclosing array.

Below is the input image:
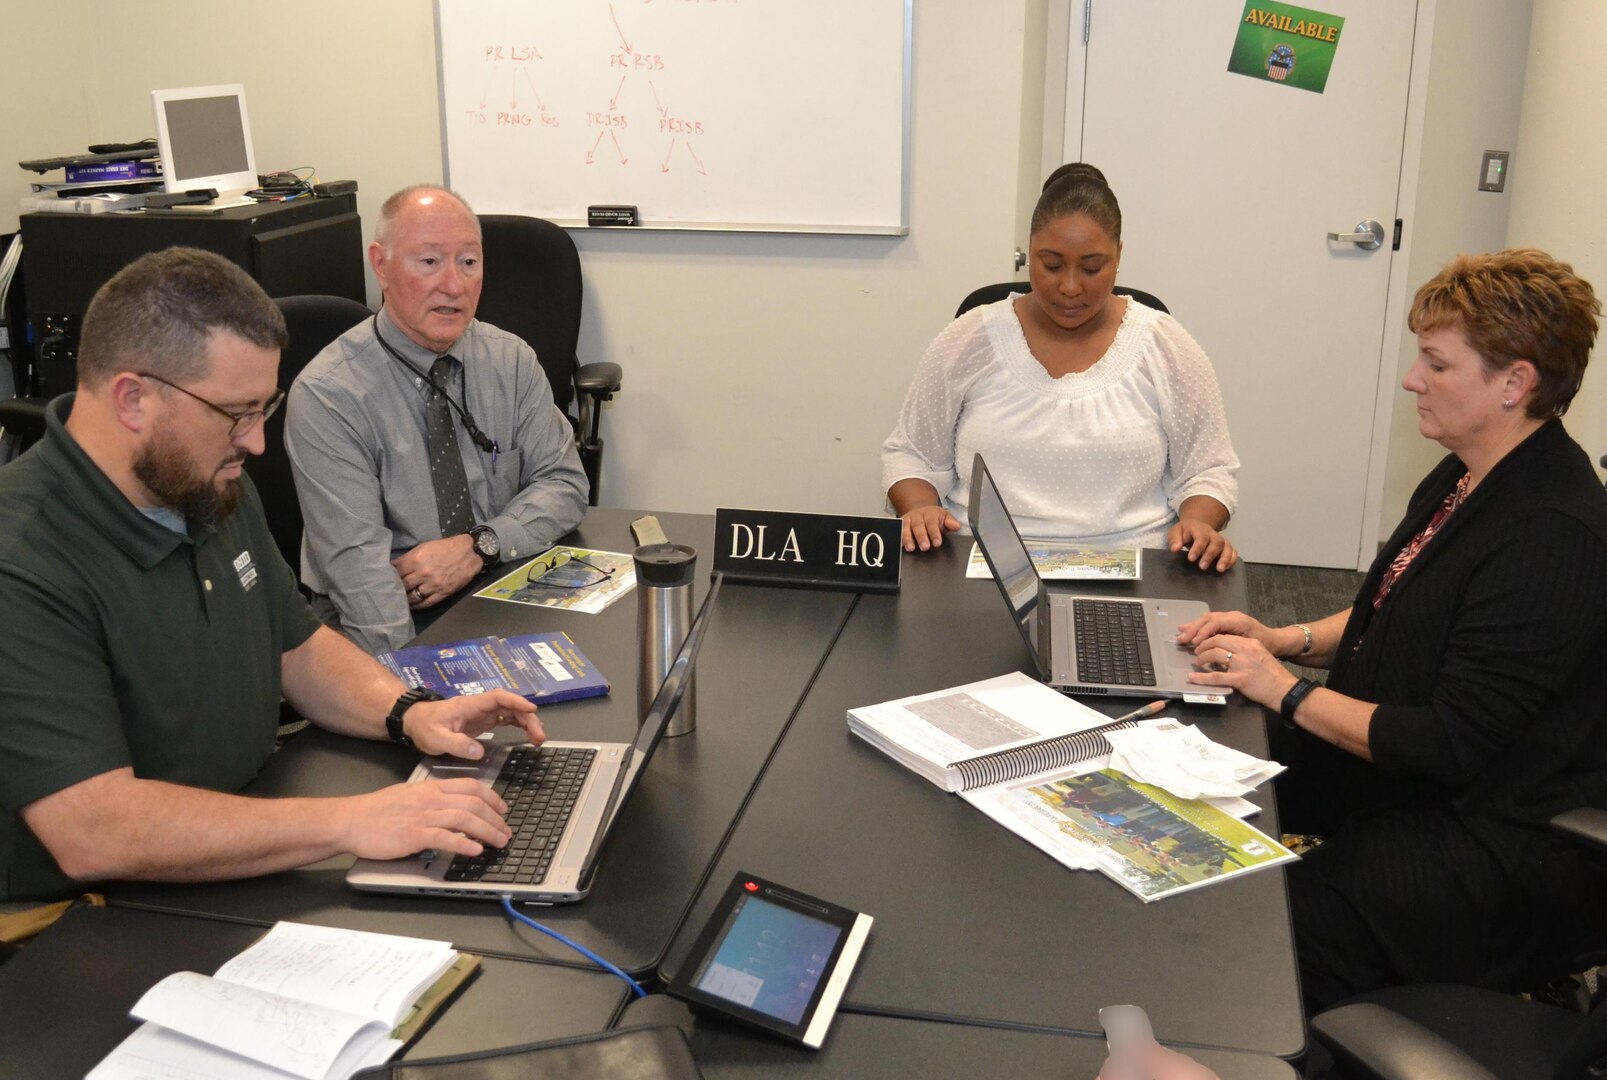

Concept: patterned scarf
[[1372, 471, 1472, 611]]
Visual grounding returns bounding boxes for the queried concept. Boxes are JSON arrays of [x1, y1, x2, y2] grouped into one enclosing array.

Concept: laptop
[[348, 574, 723, 903], [966, 453, 1216, 701]]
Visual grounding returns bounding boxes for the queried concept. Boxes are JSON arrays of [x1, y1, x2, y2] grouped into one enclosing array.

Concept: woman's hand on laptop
[[404, 690, 545, 760]]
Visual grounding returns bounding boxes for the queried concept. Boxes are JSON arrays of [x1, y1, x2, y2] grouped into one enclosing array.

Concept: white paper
[[88, 1022, 399, 1080], [1103, 721, 1284, 801], [213, 921, 457, 1028], [130, 973, 384, 1080]]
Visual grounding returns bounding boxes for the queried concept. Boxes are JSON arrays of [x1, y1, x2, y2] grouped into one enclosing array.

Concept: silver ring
[[1224, 650, 1235, 664], [413, 587, 424, 601]]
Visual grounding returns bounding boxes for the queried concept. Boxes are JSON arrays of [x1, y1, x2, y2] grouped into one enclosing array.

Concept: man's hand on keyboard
[[346, 778, 514, 859], [404, 689, 545, 759]]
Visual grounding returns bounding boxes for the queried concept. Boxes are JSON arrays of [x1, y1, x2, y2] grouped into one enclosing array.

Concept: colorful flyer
[[1226, 1, 1346, 95]]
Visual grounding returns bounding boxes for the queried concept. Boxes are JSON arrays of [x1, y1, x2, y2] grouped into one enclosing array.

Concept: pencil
[[1112, 700, 1166, 724]]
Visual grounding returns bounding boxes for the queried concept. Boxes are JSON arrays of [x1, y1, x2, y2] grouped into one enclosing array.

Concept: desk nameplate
[[713, 508, 900, 593]]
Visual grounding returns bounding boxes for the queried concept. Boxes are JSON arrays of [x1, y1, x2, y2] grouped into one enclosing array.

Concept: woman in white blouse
[[881, 164, 1241, 571]]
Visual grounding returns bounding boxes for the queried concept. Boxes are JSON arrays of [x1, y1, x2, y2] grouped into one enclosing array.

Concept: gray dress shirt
[[285, 308, 588, 654]]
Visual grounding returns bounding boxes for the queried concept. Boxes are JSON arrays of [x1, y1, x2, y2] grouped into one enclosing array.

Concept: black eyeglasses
[[525, 550, 614, 590], [139, 372, 285, 436]]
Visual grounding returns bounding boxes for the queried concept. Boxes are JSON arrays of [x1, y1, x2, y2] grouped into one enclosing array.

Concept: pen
[[1112, 700, 1166, 724]]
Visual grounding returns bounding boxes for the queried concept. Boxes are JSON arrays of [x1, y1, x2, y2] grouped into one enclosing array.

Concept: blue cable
[[500, 895, 647, 997]]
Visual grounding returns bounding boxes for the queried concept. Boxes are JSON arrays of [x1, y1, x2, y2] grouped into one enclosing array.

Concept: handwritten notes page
[[88, 923, 458, 1080]]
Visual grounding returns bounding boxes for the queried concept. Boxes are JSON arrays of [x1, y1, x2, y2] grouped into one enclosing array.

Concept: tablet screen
[[692, 893, 844, 1024], [669, 871, 873, 1048]]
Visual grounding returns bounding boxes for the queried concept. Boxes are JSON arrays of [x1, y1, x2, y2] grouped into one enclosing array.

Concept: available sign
[[1227, 1, 1346, 95]]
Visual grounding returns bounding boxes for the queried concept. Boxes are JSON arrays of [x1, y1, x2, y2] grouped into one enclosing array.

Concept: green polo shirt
[[0, 395, 323, 899]]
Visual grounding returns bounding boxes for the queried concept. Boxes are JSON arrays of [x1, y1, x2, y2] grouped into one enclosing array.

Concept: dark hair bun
[[1042, 162, 1108, 193]]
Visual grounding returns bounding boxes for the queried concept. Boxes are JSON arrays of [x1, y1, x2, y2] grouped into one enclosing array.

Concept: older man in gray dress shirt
[[286, 185, 588, 654]]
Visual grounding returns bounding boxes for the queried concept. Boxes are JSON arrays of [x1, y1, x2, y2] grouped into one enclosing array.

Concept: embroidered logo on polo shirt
[[233, 549, 259, 592]]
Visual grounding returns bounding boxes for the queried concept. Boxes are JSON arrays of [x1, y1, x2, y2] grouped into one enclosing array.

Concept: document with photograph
[[979, 768, 1296, 902], [475, 545, 636, 613], [965, 541, 1140, 581]]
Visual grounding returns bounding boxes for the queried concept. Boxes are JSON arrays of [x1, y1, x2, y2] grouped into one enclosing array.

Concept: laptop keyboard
[[1072, 598, 1157, 686], [444, 745, 597, 885]]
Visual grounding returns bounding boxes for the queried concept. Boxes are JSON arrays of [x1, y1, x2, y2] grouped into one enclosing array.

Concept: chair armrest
[[1311, 1003, 1500, 1080], [575, 362, 622, 398], [1551, 807, 1607, 851]]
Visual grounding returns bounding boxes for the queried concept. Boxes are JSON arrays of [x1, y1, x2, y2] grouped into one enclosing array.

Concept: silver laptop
[[348, 574, 723, 903], [966, 454, 1212, 701]]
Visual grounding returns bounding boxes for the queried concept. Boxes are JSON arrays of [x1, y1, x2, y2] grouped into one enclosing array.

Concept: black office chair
[[1310, 808, 1607, 1080], [0, 396, 47, 456], [254, 295, 372, 573], [954, 280, 1169, 319], [475, 214, 622, 506]]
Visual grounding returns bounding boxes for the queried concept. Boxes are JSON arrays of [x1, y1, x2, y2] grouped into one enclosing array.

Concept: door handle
[[1327, 220, 1385, 251]]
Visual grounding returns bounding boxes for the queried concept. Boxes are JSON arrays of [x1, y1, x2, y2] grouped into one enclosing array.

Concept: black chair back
[[252, 295, 372, 572], [954, 281, 1169, 319], [475, 215, 583, 417]]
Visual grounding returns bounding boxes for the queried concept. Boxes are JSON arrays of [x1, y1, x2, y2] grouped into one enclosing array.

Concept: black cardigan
[[1289, 420, 1607, 838]]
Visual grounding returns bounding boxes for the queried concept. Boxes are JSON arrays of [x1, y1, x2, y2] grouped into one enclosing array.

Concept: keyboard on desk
[[1071, 598, 1156, 687], [444, 745, 597, 885]]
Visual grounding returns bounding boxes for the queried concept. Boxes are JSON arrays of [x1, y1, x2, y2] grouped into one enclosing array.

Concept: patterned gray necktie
[[426, 355, 475, 538]]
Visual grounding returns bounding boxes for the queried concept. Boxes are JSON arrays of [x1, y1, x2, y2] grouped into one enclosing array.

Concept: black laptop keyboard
[[1072, 598, 1157, 686], [443, 745, 597, 885]]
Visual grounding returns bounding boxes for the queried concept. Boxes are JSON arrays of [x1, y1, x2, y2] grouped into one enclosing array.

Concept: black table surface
[[108, 510, 856, 977], [660, 541, 1305, 1058], [0, 903, 629, 1080], [619, 994, 1300, 1079]]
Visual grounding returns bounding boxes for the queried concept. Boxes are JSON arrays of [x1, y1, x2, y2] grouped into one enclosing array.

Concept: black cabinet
[[18, 195, 365, 397]]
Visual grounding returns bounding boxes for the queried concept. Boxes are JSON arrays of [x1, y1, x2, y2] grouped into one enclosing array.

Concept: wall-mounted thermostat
[[1479, 150, 1510, 193]]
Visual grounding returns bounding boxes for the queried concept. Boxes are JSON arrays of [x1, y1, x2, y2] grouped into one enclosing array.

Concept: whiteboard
[[435, 0, 911, 235]]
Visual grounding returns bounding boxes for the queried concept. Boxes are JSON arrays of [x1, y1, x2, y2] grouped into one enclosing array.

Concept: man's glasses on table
[[525, 550, 614, 590]]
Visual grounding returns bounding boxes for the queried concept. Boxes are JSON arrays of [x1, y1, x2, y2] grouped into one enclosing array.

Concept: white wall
[[8, 0, 1037, 521], [10, 1, 1599, 543], [2, 1, 94, 236], [1508, 0, 1607, 472], [1376, 0, 1534, 533]]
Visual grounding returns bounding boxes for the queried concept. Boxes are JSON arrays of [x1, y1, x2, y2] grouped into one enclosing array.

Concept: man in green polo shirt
[[0, 247, 544, 901]]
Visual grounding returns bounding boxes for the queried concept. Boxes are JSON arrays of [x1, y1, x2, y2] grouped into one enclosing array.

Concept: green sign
[[1227, 1, 1346, 95]]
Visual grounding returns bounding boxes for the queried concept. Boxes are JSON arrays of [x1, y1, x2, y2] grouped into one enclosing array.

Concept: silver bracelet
[[1295, 624, 1313, 655]]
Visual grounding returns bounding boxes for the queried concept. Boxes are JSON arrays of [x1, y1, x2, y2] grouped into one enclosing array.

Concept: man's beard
[[132, 428, 243, 528]]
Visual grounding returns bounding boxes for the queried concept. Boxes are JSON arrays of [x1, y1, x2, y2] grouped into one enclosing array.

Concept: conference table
[[658, 535, 1306, 1059], [6, 506, 1305, 1075]]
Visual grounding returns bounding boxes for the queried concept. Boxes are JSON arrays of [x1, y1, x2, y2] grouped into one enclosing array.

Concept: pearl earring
[[1502, 399, 1514, 408]]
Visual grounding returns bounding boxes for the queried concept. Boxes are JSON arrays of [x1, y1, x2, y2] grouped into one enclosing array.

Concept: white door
[[1061, 0, 1419, 568]]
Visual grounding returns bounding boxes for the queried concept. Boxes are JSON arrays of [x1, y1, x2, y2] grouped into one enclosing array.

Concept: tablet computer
[[667, 871, 872, 1049]]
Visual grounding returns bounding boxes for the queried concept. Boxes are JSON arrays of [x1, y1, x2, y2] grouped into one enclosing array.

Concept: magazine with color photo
[[965, 542, 1141, 580], [994, 768, 1295, 902]]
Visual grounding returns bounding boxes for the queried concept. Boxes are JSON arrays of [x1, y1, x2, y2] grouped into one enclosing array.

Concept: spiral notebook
[[845, 671, 1137, 793]]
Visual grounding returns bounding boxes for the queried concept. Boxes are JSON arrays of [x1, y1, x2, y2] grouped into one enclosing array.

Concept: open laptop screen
[[966, 454, 1045, 665]]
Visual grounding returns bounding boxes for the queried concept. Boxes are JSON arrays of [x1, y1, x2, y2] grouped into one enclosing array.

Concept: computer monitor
[[151, 84, 259, 206]]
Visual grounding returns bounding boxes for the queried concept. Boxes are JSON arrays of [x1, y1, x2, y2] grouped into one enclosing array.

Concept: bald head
[[369, 185, 485, 353], [374, 185, 480, 251]]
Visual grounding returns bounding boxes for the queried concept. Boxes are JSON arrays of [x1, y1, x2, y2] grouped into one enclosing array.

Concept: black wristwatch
[[386, 687, 444, 748], [1280, 677, 1320, 728], [469, 524, 500, 567]]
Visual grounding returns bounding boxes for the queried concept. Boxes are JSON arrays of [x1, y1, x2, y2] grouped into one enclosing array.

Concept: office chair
[[0, 397, 47, 456], [254, 295, 372, 573], [1310, 808, 1607, 1080], [475, 214, 622, 506], [954, 281, 1169, 319]]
